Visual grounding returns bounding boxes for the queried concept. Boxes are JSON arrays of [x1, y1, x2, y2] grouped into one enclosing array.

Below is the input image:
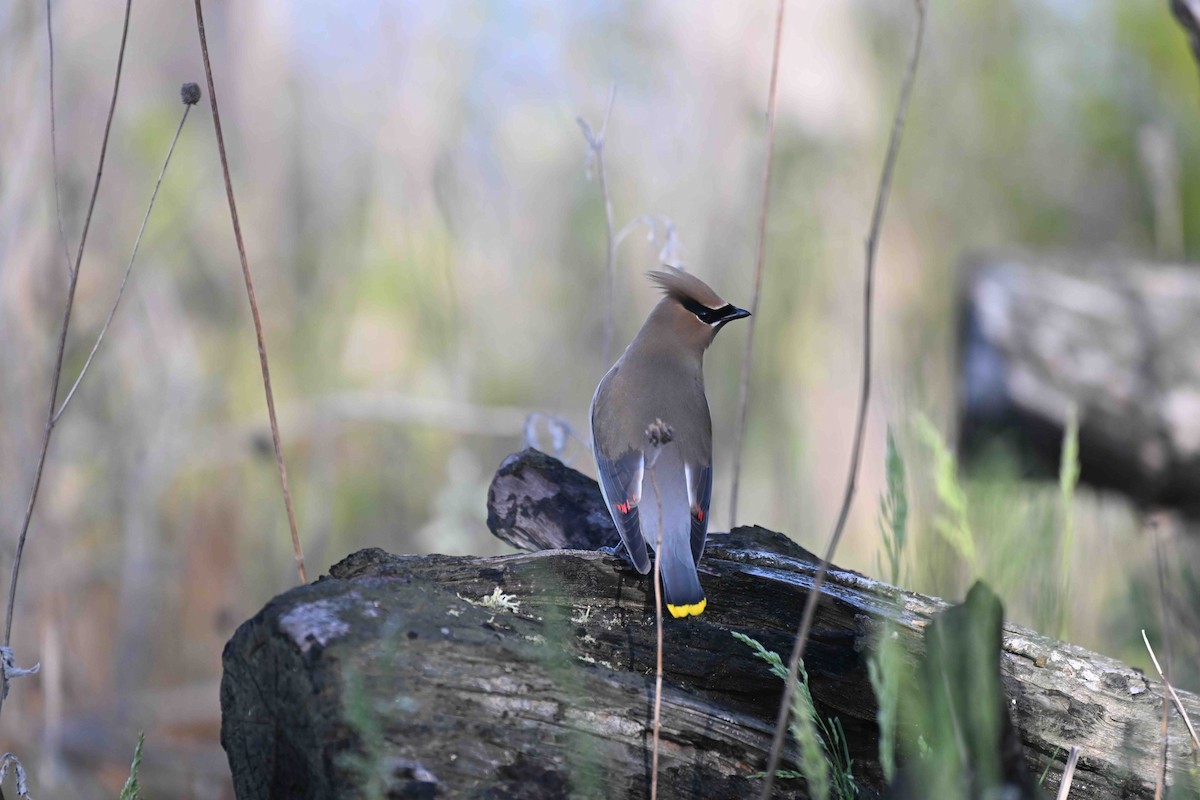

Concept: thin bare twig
[[1, 0, 134, 723], [46, 0, 72, 275], [1152, 523, 1171, 800], [577, 85, 618, 366], [1156, 675, 1169, 800], [643, 419, 673, 800], [1055, 746, 1081, 800], [193, 0, 307, 584], [1148, 520, 1199, 761], [1152, 522, 1175, 694], [1143, 630, 1200, 756], [613, 215, 679, 265], [54, 97, 196, 423], [649, 466, 664, 800], [759, 3, 927, 795], [1142, 525, 1171, 800], [729, 0, 786, 528]]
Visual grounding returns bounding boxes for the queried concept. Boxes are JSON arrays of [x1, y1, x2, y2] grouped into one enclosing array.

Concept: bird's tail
[[642, 443, 707, 617], [661, 538, 706, 618]]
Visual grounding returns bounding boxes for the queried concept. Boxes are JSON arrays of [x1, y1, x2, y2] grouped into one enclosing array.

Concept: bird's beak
[[713, 306, 751, 331]]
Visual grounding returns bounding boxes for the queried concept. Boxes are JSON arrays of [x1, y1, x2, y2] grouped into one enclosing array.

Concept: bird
[[590, 267, 750, 618]]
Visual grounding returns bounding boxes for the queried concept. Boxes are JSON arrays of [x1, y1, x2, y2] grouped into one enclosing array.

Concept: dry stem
[[1147, 521, 1199, 760], [53, 102, 194, 422], [193, 0, 307, 584], [1143, 630, 1200, 756], [649, 466, 665, 800], [1056, 746, 1081, 800], [759, 2, 928, 794], [1156, 675, 1169, 800], [576, 85, 618, 367], [729, 0, 786, 528], [1, 0, 134, 723], [46, 0, 72, 275]]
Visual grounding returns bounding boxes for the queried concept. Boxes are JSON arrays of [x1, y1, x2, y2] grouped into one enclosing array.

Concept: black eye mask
[[680, 296, 742, 326]]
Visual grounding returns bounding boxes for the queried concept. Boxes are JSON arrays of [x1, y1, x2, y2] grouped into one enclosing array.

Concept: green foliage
[[768, 769, 806, 780], [869, 431, 910, 785], [908, 425, 1067, 632], [906, 409, 1083, 638], [731, 630, 788, 680], [119, 732, 145, 800], [914, 414, 977, 571], [876, 429, 909, 587], [1056, 408, 1080, 639], [732, 632, 856, 799], [789, 685, 834, 800], [1188, 764, 1200, 799], [867, 627, 903, 784], [1038, 746, 1062, 786], [822, 716, 857, 800], [530, 584, 606, 800], [338, 624, 419, 800], [339, 668, 391, 800]]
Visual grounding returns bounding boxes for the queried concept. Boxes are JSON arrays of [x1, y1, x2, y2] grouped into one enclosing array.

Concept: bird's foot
[[598, 543, 638, 569]]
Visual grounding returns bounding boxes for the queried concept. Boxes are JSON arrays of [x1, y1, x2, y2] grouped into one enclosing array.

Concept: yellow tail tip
[[666, 598, 707, 618]]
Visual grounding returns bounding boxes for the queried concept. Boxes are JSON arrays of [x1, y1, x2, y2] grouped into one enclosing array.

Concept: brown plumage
[[590, 267, 749, 617]]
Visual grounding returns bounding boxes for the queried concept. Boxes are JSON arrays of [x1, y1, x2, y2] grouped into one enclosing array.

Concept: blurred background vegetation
[[1, 0, 1198, 796]]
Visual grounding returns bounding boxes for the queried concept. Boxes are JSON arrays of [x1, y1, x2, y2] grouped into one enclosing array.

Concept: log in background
[[220, 450, 1200, 798], [960, 253, 1200, 512]]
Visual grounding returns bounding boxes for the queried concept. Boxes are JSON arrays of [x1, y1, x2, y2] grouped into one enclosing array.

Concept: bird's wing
[[686, 462, 712, 565], [594, 446, 650, 574]]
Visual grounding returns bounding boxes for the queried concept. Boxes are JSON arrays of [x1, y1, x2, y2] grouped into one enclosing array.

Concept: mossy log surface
[[221, 449, 1199, 799]]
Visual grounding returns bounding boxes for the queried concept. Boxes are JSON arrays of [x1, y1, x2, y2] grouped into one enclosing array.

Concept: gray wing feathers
[[593, 447, 651, 574], [689, 463, 712, 564]]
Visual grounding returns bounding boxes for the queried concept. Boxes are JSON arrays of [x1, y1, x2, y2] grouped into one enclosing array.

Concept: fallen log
[[959, 253, 1200, 512], [220, 449, 1200, 798]]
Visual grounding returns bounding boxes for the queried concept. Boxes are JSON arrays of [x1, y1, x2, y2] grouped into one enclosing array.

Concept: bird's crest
[[648, 267, 726, 309]]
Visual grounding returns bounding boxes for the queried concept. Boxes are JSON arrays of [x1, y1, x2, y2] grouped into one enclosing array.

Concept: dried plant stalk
[[1056, 746, 1081, 800], [576, 85, 618, 367], [649, 466, 665, 800], [1, 0, 135, 726], [193, 0, 307, 583], [46, 0, 72, 274], [729, 0, 787, 528], [54, 96, 196, 422], [759, 2, 928, 795]]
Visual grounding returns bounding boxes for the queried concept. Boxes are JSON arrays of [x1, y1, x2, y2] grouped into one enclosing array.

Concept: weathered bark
[[486, 447, 621, 554], [221, 450, 1200, 799], [959, 254, 1200, 512]]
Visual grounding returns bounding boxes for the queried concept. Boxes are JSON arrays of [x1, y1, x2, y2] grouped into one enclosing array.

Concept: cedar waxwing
[[590, 267, 750, 618]]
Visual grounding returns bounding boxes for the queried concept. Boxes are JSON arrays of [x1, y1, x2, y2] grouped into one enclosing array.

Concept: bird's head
[[646, 267, 750, 351]]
